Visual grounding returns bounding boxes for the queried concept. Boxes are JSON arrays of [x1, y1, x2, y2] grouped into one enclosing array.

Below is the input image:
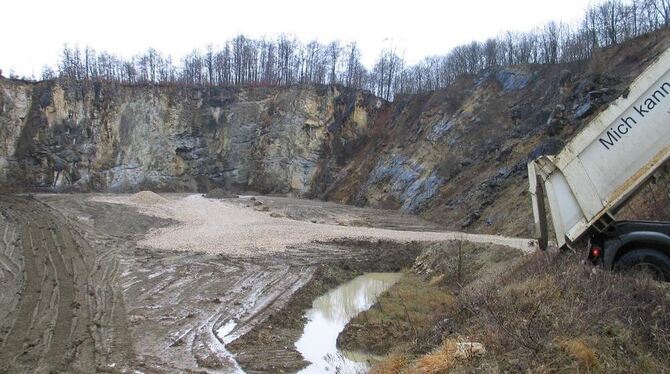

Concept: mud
[[229, 195, 444, 231], [0, 193, 529, 373], [227, 240, 423, 373], [0, 194, 133, 373]]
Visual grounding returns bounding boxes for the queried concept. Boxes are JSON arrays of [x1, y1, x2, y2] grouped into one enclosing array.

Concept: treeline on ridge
[[15, 0, 670, 100]]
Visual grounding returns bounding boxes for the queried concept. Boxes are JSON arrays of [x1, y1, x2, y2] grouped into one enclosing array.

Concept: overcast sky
[[1, 0, 599, 77]]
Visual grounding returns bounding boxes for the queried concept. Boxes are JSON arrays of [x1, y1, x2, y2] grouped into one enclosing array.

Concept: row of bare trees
[[51, 36, 367, 90], [44, 0, 670, 100], [392, 0, 670, 96]]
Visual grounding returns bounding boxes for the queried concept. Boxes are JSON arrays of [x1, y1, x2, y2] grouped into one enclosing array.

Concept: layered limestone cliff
[[0, 82, 382, 194]]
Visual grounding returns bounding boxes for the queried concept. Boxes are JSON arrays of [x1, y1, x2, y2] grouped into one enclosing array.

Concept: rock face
[[321, 31, 670, 236], [2, 30, 669, 236], [0, 83, 382, 195]]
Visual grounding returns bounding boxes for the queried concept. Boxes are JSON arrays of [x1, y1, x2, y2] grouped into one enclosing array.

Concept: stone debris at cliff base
[[129, 191, 168, 205]]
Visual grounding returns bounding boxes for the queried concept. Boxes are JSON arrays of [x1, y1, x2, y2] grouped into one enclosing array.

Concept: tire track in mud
[[119, 247, 317, 373], [0, 212, 21, 344], [0, 196, 131, 373], [116, 239, 419, 372], [3, 195, 364, 373], [0, 221, 20, 278]]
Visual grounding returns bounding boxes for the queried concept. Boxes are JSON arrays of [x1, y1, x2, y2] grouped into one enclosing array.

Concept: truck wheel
[[615, 249, 670, 282]]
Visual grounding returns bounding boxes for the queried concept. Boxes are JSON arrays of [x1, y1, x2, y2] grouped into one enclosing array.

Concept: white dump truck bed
[[528, 47, 670, 249]]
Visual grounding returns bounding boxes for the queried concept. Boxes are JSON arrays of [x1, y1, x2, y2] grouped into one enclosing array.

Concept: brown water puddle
[[295, 272, 402, 373]]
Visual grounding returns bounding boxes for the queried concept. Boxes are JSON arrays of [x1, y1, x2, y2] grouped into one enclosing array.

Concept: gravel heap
[[129, 191, 168, 205], [118, 195, 535, 256]]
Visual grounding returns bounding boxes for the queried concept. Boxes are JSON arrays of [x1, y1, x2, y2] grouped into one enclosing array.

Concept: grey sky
[[1, 0, 598, 77]]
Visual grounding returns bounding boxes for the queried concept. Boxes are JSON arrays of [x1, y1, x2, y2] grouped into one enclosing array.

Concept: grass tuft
[[370, 353, 409, 374], [410, 340, 457, 374], [556, 337, 597, 369]]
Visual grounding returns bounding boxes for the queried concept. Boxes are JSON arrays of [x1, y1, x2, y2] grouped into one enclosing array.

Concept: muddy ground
[[1, 193, 500, 373], [227, 240, 424, 373]]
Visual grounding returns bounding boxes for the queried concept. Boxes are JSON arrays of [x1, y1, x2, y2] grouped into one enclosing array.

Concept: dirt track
[[0, 193, 534, 373], [0, 195, 131, 373]]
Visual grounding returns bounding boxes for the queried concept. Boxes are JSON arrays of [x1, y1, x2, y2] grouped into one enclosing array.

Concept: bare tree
[[326, 41, 341, 84], [651, 0, 670, 26]]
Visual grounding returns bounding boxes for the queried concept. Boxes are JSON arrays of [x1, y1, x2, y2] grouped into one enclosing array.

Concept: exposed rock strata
[[0, 82, 381, 195]]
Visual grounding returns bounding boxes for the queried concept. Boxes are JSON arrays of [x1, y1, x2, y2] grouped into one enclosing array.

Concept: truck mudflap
[[528, 161, 548, 250]]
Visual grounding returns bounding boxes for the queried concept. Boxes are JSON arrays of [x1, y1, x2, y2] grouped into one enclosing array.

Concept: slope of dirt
[[340, 242, 670, 374], [129, 190, 168, 205], [337, 241, 524, 357]]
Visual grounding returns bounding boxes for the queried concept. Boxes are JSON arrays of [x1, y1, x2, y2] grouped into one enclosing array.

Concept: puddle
[[212, 319, 245, 374], [295, 272, 402, 373], [216, 320, 238, 344]]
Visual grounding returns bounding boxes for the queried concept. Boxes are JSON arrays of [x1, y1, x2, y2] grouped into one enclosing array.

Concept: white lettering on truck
[[599, 81, 670, 150]]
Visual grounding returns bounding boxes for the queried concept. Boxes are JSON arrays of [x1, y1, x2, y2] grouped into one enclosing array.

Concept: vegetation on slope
[[341, 242, 670, 373]]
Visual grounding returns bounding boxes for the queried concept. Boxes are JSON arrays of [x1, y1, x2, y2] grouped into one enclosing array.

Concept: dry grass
[[370, 353, 409, 374], [410, 340, 457, 374], [364, 243, 670, 373], [428, 274, 445, 286], [556, 337, 597, 369], [451, 251, 670, 372]]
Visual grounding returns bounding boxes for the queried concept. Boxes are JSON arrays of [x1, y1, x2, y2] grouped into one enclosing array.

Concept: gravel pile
[[92, 191, 535, 256], [92, 194, 536, 256], [129, 191, 168, 205]]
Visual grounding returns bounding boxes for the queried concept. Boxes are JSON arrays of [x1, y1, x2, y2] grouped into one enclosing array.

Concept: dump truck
[[527, 46, 670, 281]]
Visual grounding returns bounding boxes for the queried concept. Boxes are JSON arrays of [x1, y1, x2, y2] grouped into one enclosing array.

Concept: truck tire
[[615, 249, 670, 281]]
